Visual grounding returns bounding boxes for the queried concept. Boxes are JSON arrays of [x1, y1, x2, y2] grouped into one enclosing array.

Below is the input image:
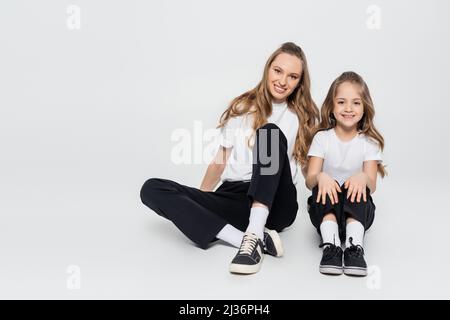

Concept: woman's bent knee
[[140, 178, 165, 205]]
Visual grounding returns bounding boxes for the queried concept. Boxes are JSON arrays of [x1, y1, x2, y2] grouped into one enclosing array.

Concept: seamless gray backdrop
[[0, 0, 449, 299]]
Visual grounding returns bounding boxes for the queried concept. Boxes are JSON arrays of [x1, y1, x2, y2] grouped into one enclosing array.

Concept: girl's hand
[[344, 172, 368, 203], [317, 172, 342, 205]]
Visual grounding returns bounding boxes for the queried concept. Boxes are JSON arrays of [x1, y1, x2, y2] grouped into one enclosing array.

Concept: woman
[[140, 42, 319, 274]]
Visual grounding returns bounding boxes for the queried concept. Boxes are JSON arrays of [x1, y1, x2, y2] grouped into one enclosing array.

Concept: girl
[[306, 71, 386, 276], [140, 42, 319, 274]]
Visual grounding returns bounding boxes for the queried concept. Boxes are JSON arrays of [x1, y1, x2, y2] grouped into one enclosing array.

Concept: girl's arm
[[199, 146, 232, 192], [305, 156, 324, 190], [363, 160, 378, 194], [306, 156, 342, 204], [344, 160, 378, 203]]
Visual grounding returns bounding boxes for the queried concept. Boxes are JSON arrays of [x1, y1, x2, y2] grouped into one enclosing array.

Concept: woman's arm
[[305, 156, 324, 190], [199, 146, 232, 192]]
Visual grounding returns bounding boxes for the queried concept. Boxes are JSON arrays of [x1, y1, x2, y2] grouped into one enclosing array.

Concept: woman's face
[[332, 81, 364, 130], [267, 53, 302, 104]]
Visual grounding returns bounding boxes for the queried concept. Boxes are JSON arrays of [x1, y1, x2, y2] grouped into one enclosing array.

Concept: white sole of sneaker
[[319, 266, 343, 275], [264, 228, 284, 257], [344, 267, 367, 276], [229, 257, 263, 275]]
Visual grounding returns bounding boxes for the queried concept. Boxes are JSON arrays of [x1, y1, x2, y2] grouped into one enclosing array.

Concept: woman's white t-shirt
[[307, 128, 383, 186], [218, 102, 299, 186]]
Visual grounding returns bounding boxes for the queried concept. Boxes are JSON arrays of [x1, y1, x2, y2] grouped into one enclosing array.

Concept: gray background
[[0, 0, 449, 299]]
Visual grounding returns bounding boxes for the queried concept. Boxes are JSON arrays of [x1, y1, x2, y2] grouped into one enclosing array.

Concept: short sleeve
[[364, 138, 383, 163], [307, 131, 327, 159], [218, 116, 240, 148]]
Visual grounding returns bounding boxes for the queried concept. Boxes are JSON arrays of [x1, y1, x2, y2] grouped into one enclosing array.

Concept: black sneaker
[[343, 237, 367, 276], [318, 243, 343, 275], [263, 228, 284, 257], [229, 232, 264, 274]]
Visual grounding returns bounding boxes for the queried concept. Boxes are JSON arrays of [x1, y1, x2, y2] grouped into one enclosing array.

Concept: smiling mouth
[[274, 84, 287, 94], [341, 114, 355, 119]]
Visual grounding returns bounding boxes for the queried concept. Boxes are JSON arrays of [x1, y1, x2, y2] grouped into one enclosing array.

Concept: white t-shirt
[[218, 102, 299, 185], [307, 128, 383, 186]]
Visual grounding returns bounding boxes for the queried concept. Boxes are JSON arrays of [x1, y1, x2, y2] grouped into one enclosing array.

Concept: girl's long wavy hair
[[317, 71, 386, 177], [217, 42, 319, 168]]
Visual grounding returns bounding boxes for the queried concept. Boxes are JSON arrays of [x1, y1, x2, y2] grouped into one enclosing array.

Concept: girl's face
[[267, 53, 302, 104], [332, 81, 364, 130]]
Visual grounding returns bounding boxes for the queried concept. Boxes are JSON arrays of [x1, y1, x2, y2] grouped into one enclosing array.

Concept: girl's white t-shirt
[[307, 128, 383, 186], [218, 102, 299, 185]]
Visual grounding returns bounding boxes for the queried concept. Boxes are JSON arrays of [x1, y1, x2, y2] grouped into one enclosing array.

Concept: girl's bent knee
[[322, 213, 337, 222]]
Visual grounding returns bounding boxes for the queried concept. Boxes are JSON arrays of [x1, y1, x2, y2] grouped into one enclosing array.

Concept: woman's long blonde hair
[[317, 71, 387, 177], [217, 42, 319, 168]]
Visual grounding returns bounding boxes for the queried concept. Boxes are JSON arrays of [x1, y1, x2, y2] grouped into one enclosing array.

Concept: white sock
[[320, 220, 341, 247], [216, 224, 244, 248], [245, 206, 269, 240], [345, 221, 365, 248]]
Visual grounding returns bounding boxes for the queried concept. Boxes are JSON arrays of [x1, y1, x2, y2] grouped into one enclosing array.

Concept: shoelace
[[262, 233, 269, 251], [319, 242, 340, 260], [239, 234, 258, 255], [347, 237, 364, 257]]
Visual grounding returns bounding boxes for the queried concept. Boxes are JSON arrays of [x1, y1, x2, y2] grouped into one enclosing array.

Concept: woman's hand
[[344, 172, 368, 203], [317, 172, 342, 205]]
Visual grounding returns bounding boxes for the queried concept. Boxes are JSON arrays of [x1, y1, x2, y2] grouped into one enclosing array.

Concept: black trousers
[[307, 184, 375, 242], [140, 123, 298, 249]]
